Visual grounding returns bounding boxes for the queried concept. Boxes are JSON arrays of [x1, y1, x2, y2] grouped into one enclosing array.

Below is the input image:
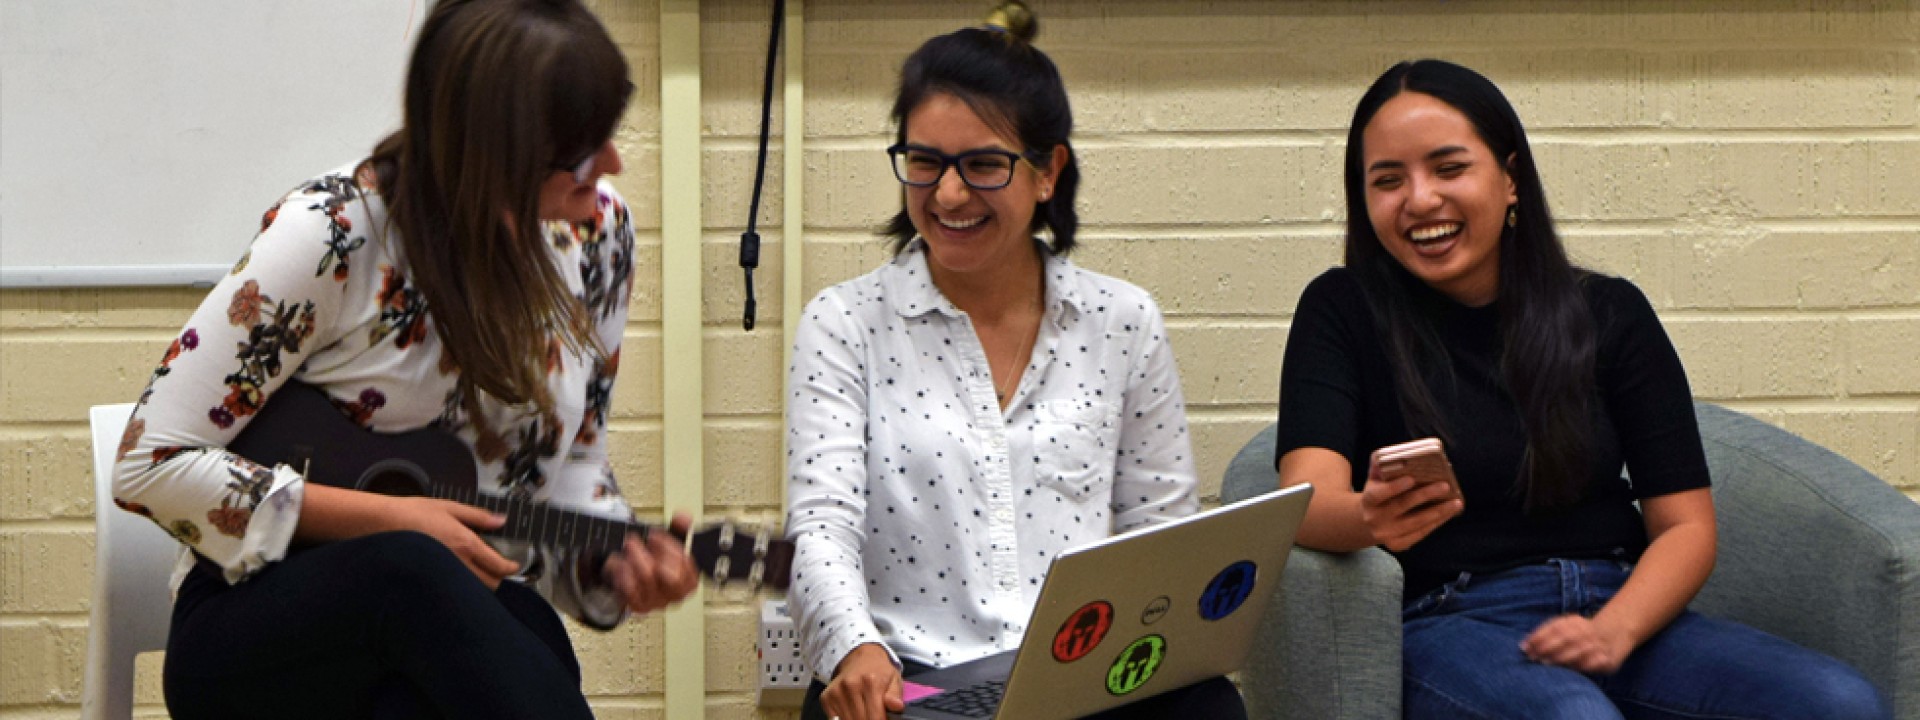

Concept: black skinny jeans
[[163, 531, 594, 720]]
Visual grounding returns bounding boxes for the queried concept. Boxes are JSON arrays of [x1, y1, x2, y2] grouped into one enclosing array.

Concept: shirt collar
[[882, 237, 1091, 321]]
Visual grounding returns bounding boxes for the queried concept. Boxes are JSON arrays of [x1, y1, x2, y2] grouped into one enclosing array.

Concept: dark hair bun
[[984, 1, 1038, 44]]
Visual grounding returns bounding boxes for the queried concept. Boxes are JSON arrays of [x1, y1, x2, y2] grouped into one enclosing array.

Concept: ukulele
[[228, 381, 793, 592]]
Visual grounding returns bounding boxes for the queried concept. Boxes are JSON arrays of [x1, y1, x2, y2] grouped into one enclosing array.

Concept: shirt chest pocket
[[1031, 399, 1120, 501]]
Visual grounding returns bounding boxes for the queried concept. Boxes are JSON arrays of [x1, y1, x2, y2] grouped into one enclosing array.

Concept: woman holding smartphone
[[1274, 59, 1887, 718], [113, 1, 698, 717]]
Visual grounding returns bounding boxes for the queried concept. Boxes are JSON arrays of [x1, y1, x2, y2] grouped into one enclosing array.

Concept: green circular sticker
[[1105, 635, 1166, 696]]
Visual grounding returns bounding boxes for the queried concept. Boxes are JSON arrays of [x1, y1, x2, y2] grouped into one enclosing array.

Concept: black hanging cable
[[740, 0, 784, 331]]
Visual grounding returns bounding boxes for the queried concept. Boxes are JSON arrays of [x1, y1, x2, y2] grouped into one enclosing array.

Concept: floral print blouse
[[113, 164, 640, 629]]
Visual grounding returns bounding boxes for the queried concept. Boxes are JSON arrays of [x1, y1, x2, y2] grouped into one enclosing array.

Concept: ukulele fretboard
[[427, 484, 647, 556]]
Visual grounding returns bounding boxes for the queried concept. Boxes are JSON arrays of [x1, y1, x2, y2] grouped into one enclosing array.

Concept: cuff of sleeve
[[225, 467, 305, 584], [811, 623, 897, 683]]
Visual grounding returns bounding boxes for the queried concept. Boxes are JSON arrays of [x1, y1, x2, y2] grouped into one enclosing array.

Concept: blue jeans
[[1401, 558, 1889, 720]]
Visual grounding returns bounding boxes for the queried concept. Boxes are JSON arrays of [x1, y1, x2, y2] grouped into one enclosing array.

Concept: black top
[[1275, 267, 1710, 599]]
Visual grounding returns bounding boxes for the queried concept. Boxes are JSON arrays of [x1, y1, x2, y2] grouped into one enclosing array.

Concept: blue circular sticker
[[1198, 560, 1257, 621]]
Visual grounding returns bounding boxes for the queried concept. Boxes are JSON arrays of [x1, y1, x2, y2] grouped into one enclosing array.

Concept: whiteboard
[[1, 1, 424, 287]]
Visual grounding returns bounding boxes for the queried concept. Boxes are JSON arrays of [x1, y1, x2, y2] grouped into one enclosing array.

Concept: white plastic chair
[[84, 403, 179, 720]]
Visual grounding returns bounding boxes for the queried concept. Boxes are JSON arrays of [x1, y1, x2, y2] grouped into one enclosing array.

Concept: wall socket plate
[[757, 599, 811, 706]]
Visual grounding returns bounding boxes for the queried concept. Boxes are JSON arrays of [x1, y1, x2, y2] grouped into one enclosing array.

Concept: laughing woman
[[782, 3, 1244, 720], [1275, 59, 1889, 719], [113, 1, 697, 717]]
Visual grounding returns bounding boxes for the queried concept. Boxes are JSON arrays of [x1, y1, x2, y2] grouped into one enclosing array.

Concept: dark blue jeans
[[1401, 558, 1889, 720]]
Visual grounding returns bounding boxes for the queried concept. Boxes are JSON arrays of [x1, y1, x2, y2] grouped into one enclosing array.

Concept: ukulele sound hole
[[359, 459, 433, 497]]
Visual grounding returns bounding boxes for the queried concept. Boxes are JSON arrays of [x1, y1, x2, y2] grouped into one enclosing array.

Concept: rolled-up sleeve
[[112, 188, 350, 584]]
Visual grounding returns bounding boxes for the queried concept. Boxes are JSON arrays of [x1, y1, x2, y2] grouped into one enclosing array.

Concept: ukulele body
[[229, 381, 475, 497]]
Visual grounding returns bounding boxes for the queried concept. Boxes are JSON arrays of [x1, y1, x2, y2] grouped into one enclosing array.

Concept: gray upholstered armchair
[[1223, 402, 1920, 719]]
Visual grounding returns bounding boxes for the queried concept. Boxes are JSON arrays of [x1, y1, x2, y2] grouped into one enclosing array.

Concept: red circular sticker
[[1051, 600, 1114, 662]]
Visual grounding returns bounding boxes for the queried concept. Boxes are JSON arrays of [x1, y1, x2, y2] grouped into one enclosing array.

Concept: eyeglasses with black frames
[[886, 143, 1046, 191]]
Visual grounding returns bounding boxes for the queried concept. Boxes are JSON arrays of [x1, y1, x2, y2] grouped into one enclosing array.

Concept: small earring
[[1506, 206, 1517, 228]]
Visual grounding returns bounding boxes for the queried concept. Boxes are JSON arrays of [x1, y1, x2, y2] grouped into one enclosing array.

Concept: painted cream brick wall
[[2, 1, 1915, 717]]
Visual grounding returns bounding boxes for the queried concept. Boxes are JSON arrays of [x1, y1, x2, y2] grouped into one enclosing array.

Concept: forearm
[[1594, 521, 1714, 648], [292, 482, 403, 542], [1278, 449, 1378, 552], [1290, 482, 1378, 552], [789, 539, 885, 679]]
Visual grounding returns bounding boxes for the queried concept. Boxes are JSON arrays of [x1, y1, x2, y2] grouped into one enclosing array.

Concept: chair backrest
[[83, 403, 179, 720], [1221, 424, 1282, 504]]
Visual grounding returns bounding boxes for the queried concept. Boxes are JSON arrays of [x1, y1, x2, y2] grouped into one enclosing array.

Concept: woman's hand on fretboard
[[600, 511, 700, 612]]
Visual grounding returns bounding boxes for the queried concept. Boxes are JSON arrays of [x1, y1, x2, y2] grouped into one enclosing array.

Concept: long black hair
[[1343, 60, 1597, 513], [883, 1, 1080, 255]]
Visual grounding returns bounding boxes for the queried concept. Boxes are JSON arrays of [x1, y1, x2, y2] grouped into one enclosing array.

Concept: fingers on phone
[[1376, 475, 1450, 512]]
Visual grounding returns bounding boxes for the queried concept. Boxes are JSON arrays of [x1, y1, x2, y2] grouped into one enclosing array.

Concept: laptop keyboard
[[909, 679, 1005, 718]]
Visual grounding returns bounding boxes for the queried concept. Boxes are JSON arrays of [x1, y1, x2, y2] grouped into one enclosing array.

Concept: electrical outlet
[[757, 599, 811, 706]]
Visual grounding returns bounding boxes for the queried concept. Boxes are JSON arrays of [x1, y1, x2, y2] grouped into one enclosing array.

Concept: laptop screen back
[[970, 484, 1314, 718]]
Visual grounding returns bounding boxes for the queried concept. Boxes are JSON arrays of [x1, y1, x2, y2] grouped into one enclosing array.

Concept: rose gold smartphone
[[1371, 437, 1462, 503]]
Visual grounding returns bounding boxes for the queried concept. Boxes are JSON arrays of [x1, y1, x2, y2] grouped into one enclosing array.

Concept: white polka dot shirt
[[785, 239, 1199, 679]]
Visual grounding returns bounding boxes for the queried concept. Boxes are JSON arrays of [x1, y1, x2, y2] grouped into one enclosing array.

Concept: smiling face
[[900, 93, 1061, 281], [1360, 91, 1516, 307]]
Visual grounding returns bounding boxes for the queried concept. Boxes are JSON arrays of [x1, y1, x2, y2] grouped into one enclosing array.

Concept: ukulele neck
[[426, 484, 641, 555]]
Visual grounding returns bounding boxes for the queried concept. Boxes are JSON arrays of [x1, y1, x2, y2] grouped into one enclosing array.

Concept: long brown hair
[[364, 0, 630, 409]]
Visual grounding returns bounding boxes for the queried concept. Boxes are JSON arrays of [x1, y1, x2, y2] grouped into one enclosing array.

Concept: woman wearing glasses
[[112, 1, 698, 717], [784, 4, 1243, 720]]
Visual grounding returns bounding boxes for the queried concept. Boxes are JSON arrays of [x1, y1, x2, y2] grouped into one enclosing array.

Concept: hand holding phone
[[1371, 438, 1462, 504], [1360, 438, 1464, 552]]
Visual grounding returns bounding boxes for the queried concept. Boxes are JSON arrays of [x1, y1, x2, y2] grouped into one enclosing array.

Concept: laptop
[[897, 483, 1314, 719]]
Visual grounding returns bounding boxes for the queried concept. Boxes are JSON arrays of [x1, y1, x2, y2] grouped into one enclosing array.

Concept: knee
[[1503, 683, 1622, 720], [1405, 672, 1622, 720], [1798, 665, 1890, 720], [351, 531, 473, 592]]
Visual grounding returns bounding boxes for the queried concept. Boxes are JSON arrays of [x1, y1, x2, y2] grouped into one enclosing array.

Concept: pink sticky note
[[901, 681, 944, 703]]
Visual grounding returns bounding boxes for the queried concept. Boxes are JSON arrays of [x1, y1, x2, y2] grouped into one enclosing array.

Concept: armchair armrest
[[1222, 424, 1404, 719], [1689, 403, 1920, 718], [1245, 546, 1402, 720]]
